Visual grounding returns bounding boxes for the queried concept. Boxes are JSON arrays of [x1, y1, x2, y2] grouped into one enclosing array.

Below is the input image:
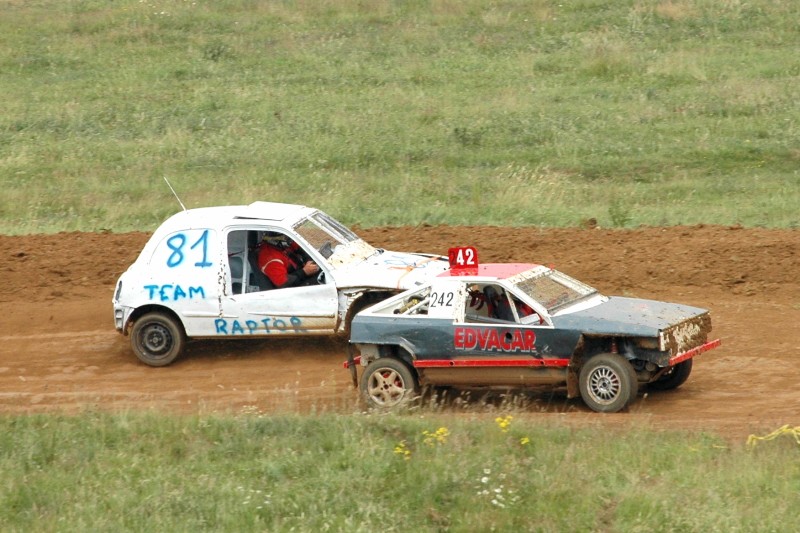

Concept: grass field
[[2, 412, 799, 532], [1, 0, 799, 234]]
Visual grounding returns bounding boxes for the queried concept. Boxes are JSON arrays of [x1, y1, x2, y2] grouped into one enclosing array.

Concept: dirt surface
[[1, 225, 798, 442]]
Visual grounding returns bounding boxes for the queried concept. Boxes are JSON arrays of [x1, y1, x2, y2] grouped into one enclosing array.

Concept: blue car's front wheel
[[579, 353, 638, 413], [649, 359, 693, 391]]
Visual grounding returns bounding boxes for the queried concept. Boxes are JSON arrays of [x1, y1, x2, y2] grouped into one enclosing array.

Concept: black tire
[[130, 312, 185, 367], [360, 358, 419, 409], [579, 353, 638, 413], [648, 359, 693, 391]]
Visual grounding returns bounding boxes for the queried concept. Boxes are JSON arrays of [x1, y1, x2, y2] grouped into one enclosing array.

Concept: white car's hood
[[330, 249, 448, 290]]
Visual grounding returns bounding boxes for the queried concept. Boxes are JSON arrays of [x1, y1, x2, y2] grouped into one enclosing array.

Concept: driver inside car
[[257, 232, 320, 289]]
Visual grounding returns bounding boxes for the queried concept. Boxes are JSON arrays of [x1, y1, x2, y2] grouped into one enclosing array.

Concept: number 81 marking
[[166, 230, 214, 268]]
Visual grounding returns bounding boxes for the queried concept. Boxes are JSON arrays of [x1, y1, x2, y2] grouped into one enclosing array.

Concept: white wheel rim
[[367, 368, 407, 406]]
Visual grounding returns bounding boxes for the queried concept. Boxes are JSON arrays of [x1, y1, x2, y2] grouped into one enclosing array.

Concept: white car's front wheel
[[360, 358, 419, 409]]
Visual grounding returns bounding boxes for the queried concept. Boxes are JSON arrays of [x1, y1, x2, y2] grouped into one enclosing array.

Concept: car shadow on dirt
[[164, 336, 351, 365]]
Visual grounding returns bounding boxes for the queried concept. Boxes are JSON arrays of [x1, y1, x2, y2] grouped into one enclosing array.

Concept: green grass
[[2, 0, 800, 234], [1, 411, 798, 532]]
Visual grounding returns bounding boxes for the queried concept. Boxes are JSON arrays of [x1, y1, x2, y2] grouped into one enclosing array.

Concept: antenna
[[163, 176, 187, 212]]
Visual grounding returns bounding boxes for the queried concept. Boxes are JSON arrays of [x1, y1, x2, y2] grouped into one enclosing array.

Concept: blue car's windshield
[[514, 269, 597, 313]]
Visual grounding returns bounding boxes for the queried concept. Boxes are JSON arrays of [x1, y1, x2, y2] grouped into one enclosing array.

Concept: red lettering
[[524, 330, 537, 351], [486, 329, 502, 351], [454, 327, 479, 351], [455, 327, 537, 353], [510, 330, 525, 352], [464, 328, 477, 350], [455, 327, 465, 349], [477, 329, 489, 349], [500, 331, 512, 351]]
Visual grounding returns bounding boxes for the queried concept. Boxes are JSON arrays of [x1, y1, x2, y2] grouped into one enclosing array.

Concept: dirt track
[[1, 225, 798, 441]]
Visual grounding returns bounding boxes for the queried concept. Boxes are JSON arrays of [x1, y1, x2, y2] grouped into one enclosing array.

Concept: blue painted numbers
[[166, 229, 214, 268], [147, 229, 214, 301], [214, 317, 306, 335]]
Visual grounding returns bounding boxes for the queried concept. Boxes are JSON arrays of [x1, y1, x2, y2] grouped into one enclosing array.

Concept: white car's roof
[[134, 202, 320, 263], [158, 201, 316, 230]]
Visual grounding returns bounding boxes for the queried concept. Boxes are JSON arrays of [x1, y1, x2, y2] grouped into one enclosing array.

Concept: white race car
[[113, 201, 447, 366]]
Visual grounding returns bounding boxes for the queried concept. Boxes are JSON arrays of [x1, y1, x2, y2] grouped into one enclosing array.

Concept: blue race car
[[346, 247, 720, 413]]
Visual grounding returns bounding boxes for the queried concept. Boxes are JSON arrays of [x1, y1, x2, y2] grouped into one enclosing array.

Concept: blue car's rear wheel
[[360, 358, 419, 409]]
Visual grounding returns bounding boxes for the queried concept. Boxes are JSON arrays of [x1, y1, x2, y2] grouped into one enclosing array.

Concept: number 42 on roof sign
[[448, 246, 479, 274]]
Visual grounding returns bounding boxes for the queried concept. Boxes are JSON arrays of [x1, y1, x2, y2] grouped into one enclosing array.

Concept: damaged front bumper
[[668, 338, 722, 366]]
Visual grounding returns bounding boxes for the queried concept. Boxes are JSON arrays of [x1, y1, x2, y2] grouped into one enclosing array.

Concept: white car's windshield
[[514, 269, 597, 313], [294, 211, 376, 267]]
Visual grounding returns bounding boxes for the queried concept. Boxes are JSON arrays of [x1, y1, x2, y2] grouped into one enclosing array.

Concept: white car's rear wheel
[[131, 312, 185, 367]]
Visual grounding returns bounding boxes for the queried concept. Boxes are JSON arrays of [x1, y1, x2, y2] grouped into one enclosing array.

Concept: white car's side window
[[226, 230, 274, 293], [227, 228, 326, 294], [226, 231, 249, 295]]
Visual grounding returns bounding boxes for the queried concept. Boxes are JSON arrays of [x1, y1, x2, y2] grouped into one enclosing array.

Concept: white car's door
[[218, 284, 338, 337], [216, 228, 338, 338]]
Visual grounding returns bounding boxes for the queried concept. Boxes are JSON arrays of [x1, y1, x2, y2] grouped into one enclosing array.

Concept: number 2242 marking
[[430, 291, 454, 308]]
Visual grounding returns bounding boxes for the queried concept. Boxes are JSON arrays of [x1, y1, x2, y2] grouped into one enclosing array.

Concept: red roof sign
[[447, 246, 479, 275]]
